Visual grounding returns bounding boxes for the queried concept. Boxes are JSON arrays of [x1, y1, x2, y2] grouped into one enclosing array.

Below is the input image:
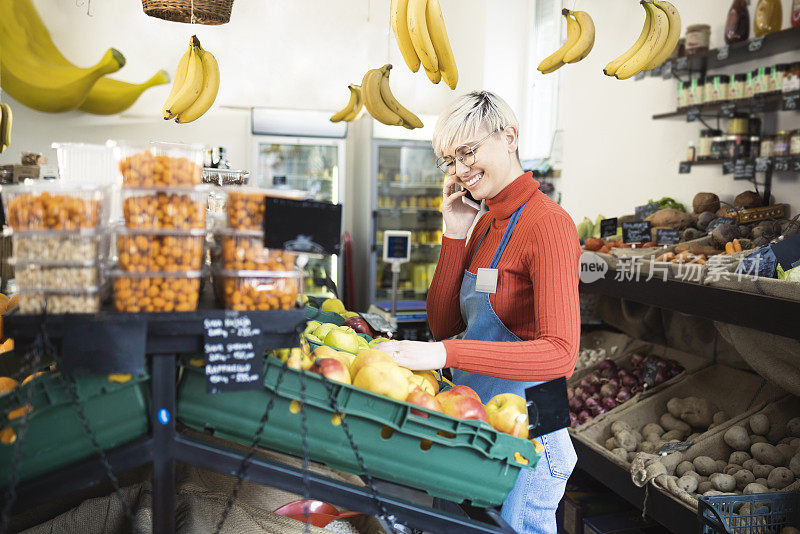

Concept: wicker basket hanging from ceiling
[[141, 0, 233, 25]]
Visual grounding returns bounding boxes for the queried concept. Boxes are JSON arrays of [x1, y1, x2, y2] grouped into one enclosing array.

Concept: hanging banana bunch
[[605, 0, 681, 80], [391, 0, 458, 89], [330, 85, 364, 123], [162, 35, 220, 124], [538, 8, 596, 74], [361, 64, 423, 129], [0, 103, 12, 154]]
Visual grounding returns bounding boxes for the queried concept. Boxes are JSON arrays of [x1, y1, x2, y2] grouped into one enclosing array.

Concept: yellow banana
[[379, 65, 424, 129], [564, 10, 595, 64], [391, 0, 420, 73], [0, 103, 11, 152], [361, 66, 404, 126], [426, 0, 457, 89], [537, 9, 580, 74], [80, 71, 170, 115], [330, 85, 363, 123], [604, 3, 651, 76], [424, 68, 441, 84], [407, 0, 439, 74], [615, 2, 668, 80], [163, 46, 191, 119], [341, 86, 364, 121], [164, 36, 204, 118], [6, 0, 166, 115], [644, 0, 681, 71], [176, 47, 219, 124], [0, 20, 125, 112]]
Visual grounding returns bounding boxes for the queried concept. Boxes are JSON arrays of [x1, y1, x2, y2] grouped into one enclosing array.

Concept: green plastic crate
[[304, 306, 345, 326], [177, 357, 539, 507], [0, 373, 149, 486]]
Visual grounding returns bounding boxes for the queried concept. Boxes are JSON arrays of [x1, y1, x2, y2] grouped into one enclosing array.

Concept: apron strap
[[489, 203, 527, 269]]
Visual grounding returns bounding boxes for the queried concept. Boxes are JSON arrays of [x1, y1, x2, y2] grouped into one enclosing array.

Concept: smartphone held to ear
[[457, 184, 480, 211]]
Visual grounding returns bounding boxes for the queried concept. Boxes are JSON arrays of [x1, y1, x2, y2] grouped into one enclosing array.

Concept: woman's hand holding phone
[[442, 175, 480, 239]]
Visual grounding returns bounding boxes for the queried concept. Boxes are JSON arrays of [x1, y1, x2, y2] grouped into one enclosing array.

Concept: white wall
[[558, 0, 800, 221]]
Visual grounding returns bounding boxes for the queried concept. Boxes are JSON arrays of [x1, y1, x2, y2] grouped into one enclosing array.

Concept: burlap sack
[[594, 296, 665, 342]]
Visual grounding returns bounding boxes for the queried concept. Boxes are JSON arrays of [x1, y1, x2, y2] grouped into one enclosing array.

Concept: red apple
[[437, 385, 482, 404], [344, 316, 375, 337], [309, 358, 351, 384], [436, 392, 489, 423], [406, 388, 442, 418]]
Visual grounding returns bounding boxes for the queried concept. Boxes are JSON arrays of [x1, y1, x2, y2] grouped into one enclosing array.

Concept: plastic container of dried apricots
[[122, 187, 209, 230], [215, 228, 296, 271], [215, 269, 303, 311], [112, 270, 202, 313], [1, 183, 107, 231], [224, 187, 306, 230], [113, 141, 204, 188], [116, 228, 205, 273]]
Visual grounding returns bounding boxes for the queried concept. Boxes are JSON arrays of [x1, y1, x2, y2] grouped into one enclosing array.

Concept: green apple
[[357, 336, 369, 349], [303, 320, 321, 336], [321, 298, 346, 314], [368, 337, 391, 348], [339, 326, 356, 334], [304, 333, 322, 344], [313, 323, 336, 340], [324, 329, 359, 354]]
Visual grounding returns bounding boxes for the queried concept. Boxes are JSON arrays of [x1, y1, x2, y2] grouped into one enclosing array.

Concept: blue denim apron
[[451, 204, 577, 534]]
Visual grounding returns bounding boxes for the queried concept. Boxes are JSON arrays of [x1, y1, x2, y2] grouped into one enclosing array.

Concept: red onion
[[621, 375, 638, 388], [585, 397, 600, 411], [577, 409, 591, 422], [668, 368, 682, 379], [590, 393, 601, 402], [602, 397, 618, 410], [617, 369, 630, 379], [615, 389, 632, 403], [653, 370, 665, 385], [567, 387, 575, 398], [568, 397, 582, 412], [631, 385, 643, 395], [591, 405, 607, 416], [573, 386, 585, 398], [630, 354, 643, 366], [600, 383, 618, 398], [605, 377, 620, 389], [570, 413, 579, 427]]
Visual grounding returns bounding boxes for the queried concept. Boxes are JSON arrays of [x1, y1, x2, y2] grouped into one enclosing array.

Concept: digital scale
[[382, 230, 412, 317]]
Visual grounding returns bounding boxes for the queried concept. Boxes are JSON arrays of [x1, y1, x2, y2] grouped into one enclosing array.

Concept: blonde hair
[[432, 91, 520, 158]]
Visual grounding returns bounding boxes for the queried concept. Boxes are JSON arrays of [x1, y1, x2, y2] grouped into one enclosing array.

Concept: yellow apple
[[413, 370, 440, 395], [339, 326, 356, 334], [356, 336, 370, 349], [284, 348, 313, 370], [324, 330, 359, 354], [298, 294, 309, 305], [368, 337, 391, 348], [353, 361, 410, 401], [485, 393, 529, 438], [407, 375, 435, 396], [350, 349, 394, 378], [321, 298, 346, 314], [341, 311, 359, 319], [310, 358, 351, 384], [313, 323, 337, 340], [303, 320, 320, 335], [304, 333, 323, 344]]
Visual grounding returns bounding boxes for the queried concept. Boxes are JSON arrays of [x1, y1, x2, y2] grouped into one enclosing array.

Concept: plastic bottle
[[725, 0, 750, 43], [754, 0, 783, 36], [793, 0, 800, 26]]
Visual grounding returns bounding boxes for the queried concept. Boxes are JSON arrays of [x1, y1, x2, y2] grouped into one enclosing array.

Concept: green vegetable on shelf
[[592, 214, 605, 239], [577, 217, 594, 241], [650, 197, 686, 212]]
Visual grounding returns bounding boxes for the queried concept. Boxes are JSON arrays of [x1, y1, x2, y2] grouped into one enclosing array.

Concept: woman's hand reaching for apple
[[374, 340, 447, 371]]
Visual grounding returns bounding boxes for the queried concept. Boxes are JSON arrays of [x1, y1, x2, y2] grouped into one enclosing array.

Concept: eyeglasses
[[436, 129, 502, 175]]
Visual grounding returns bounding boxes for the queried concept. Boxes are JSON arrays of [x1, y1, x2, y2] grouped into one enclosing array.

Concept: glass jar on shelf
[[677, 81, 688, 109], [711, 136, 726, 160], [695, 78, 707, 105], [774, 131, 791, 157], [729, 73, 747, 100], [785, 63, 800, 93], [751, 136, 762, 158], [745, 71, 756, 99], [728, 115, 749, 135], [761, 135, 776, 158], [769, 64, 790, 93], [790, 130, 800, 156], [685, 24, 711, 55], [754, 67, 769, 95], [698, 129, 718, 160]]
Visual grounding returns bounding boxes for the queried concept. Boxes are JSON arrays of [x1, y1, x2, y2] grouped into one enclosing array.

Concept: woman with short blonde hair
[[377, 91, 580, 533]]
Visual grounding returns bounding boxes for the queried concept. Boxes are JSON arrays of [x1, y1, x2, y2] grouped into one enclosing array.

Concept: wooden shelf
[[653, 92, 794, 120]]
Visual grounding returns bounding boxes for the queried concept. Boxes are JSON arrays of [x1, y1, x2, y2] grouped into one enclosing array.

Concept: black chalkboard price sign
[[600, 217, 618, 239], [679, 161, 692, 174], [783, 92, 800, 111], [774, 156, 791, 172], [656, 228, 681, 245], [205, 313, 265, 393], [748, 36, 765, 53], [686, 108, 701, 122], [720, 102, 737, 118], [733, 159, 755, 181], [722, 160, 735, 175], [755, 157, 772, 172], [622, 222, 651, 244], [635, 202, 660, 221], [707, 217, 736, 233], [263, 197, 343, 255]]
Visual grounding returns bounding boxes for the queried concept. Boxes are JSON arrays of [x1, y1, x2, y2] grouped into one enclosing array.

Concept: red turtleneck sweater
[[426, 172, 580, 381]]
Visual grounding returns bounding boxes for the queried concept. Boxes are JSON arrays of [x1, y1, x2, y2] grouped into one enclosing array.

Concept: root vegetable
[[660, 413, 691, 435], [676, 461, 695, 477], [611, 448, 628, 461], [646, 461, 667, 479], [611, 421, 632, 436], [780, 527, 800, 534], [628, 451, 638, 462], [662, 452, 684, 475], [641, 423, 664, 437], [710, 473, 736, 492], [693, 193, 720, 215], [617, 430, 639, 452], [734, 469, 755, 490], [605, 437, 619, 450], [644, 431, 662, 444], [767, 425, 787, 444], [788, 417, 800, 437], [750, 435, 768, 445], [743, 459, 759, 471], [662, 429, 687, 441], [697, 481, 715, 494], [712, 411, 728, 425], [749, 414, 769, 436], [666, 398, 681, 418], [677, 475, 698, 493], [640, 441, 656, 454], [687, 433, 702, 443], [753, 464, 775, 479], [730, 451, 751, 465], [744, 482, 769, 495], [767, 467, 795, 489], [752, 443, 786, 466], [724, 426, 751, 451], [790, 454, 800, 476], [675, 397, 717, 428], [694, 456, 717, 476], [755, 478, 768, 487], [777, 444, 795, 463], [724, 464, 742, 475], [715, 460, 728, 473]]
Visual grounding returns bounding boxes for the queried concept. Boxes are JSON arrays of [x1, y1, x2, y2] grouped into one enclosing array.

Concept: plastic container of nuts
[[215, 228, 297, 271], [18, 289, 101, 314], [12, 229, 106, 262], [214, 269, 303, 311], [114, 142, 204, 188], [112, 270, 202, 313], [116, 228, 205, 272], [122, 187, 209, 230], [1, 183, 108, 231], [225, 187, 306, 231], [11, 259, 101, 291]]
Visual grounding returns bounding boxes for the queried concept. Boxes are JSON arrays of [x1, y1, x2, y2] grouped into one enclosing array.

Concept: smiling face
[[444, 127, 521, 201]]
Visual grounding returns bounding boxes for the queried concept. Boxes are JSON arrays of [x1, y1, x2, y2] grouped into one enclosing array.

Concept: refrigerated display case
[[252, 134, 345, 299], [370, 139, 442, 317]]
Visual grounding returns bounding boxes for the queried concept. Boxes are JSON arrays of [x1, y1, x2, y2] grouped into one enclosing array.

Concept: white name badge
[[475, 268, 498, 294]]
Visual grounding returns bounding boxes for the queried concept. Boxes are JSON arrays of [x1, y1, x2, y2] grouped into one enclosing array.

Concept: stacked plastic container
[[2, 183, 108, 313], [213, 187, 305, 311], [112, 143, 208, 312]]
